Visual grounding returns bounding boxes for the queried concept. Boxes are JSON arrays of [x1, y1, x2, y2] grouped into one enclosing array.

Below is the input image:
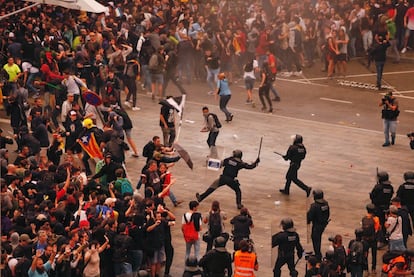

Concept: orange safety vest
[[382, 255, 406, 276], [234, 250, 257, 277]]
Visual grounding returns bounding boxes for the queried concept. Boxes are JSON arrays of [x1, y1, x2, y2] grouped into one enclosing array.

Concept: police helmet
[[233, 149, 243, 159], [281, 217, 294, 231], [377, 171, 389, 182], [404, 171, 414, 181], [293, 134, 303, 144], [313, 189, 324, 200], [366, 203, 376, 213], [355, 228, 364, 237]]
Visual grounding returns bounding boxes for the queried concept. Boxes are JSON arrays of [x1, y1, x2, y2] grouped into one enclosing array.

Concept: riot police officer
[[272, 218, 304, 277], [370, 171, 394, 227], [397, 171, 414, 223], [307, 189, 330, 261], [279, 134, 312, 197], [196, 150, 259, 209]]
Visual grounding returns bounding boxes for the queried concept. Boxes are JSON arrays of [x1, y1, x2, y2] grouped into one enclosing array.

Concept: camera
[[407, 132, 414, 138], [328, 236, 335, 242], [382, 95, 391, 103], [304, 251, 314, 260]]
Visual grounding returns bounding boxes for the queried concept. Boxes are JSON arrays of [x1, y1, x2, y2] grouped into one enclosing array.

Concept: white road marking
[[294, 70, 414, 81], [320, 97, 352, 104], [404, 110, 414, 113]]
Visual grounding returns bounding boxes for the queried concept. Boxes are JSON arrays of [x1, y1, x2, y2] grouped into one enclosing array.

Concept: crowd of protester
[[1, 0, 414, 276]]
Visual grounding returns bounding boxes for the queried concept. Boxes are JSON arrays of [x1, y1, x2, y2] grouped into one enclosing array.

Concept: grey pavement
[[1, 56, 413, 276]]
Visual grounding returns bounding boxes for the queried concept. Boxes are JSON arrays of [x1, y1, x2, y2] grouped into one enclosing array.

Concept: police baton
[[273, 151, 284, 157], [257, 137, 263, 159]]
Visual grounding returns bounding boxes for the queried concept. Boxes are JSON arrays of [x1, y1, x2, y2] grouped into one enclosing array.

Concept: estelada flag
[[78, 132, 103, 159]]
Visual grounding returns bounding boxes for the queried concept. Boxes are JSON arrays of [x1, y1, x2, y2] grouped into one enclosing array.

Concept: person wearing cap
[[385, 205, 405, 251], [379, 91, 399, 147], [90, 152, 122, 185], [63, 110, 83, 155], [0, 128, 14, 149], [390, 197, 412, 248], [272, 218, 303, 277], [198, 235, 232, 277]]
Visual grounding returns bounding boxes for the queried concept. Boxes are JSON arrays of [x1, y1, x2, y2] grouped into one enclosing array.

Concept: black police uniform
[[197, 154, 258, 208], [397, 175, 414, 223], [272, 229, 304, 277], [280, 137, 311, 196], [307, 197, 330, 261], [370, 180, 394, 225]]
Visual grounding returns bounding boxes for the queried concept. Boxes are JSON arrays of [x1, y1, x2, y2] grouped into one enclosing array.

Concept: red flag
[[78, 132, 103, 159]]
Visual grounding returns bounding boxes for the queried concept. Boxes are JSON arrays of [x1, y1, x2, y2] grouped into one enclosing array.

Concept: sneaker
[[272, 96, 281, 102], [207, 90, 215, 95], [174, 200, 183, 207], [401, 47, 407, 54], [132, 106, 141, 111], [124, 101, 132, 108], [132, 153, 139, 158], [294, 71, 303, 76], [382, 142, 391, 147]]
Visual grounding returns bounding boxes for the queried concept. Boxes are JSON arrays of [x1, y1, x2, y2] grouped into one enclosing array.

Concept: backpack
[[148, 53, 159, 71], [209, 113, 222, 128], [361, 216, 376, 241], [115, 109, 133, 130], [208, 211, 222, 238], [244, 61, 254, 72], [117, 178, 133, 195], [348, 240, 364, 265], [333, 245, 347, 270], [183, 213, 199, 243]]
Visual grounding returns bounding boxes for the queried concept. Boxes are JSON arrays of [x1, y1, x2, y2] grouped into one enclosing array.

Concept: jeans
[[129, 249, 143, 272], [207, 131, 219, 147], [349, 36, 357, 58], [141, 64, 152, 90], [206, 68, 220, 91], [270, 83, 280, 98], [375, 61, 385, 87], [389, 238, 406, 251], [185, 239, 201, 261], [383, 119, 397, 144], [219, 94, 232, 120], [113, 261, 132, 276], [161, 127, 176, 147], [389, 39, 400, 62], [26, 72, 39, 93]]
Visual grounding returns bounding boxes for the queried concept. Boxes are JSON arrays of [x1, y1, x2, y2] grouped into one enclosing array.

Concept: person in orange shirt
[[233, 240, 258, 277], [362, 203, 381, 274]]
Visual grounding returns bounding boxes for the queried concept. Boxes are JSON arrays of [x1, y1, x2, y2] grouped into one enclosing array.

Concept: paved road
[[1, 57, 413, 276]]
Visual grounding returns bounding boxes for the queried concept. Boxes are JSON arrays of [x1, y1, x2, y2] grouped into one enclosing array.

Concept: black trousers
[[259, 84, 272, 111], [284, 163, 309, 192], [273, 255, 298, 277], [207, 131, 219, 147], [199, 175, 242, 206], [311, 225, 326, 260]]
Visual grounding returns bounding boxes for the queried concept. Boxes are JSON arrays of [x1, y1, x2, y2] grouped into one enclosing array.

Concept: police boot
[[196, 188, 215, 202]]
